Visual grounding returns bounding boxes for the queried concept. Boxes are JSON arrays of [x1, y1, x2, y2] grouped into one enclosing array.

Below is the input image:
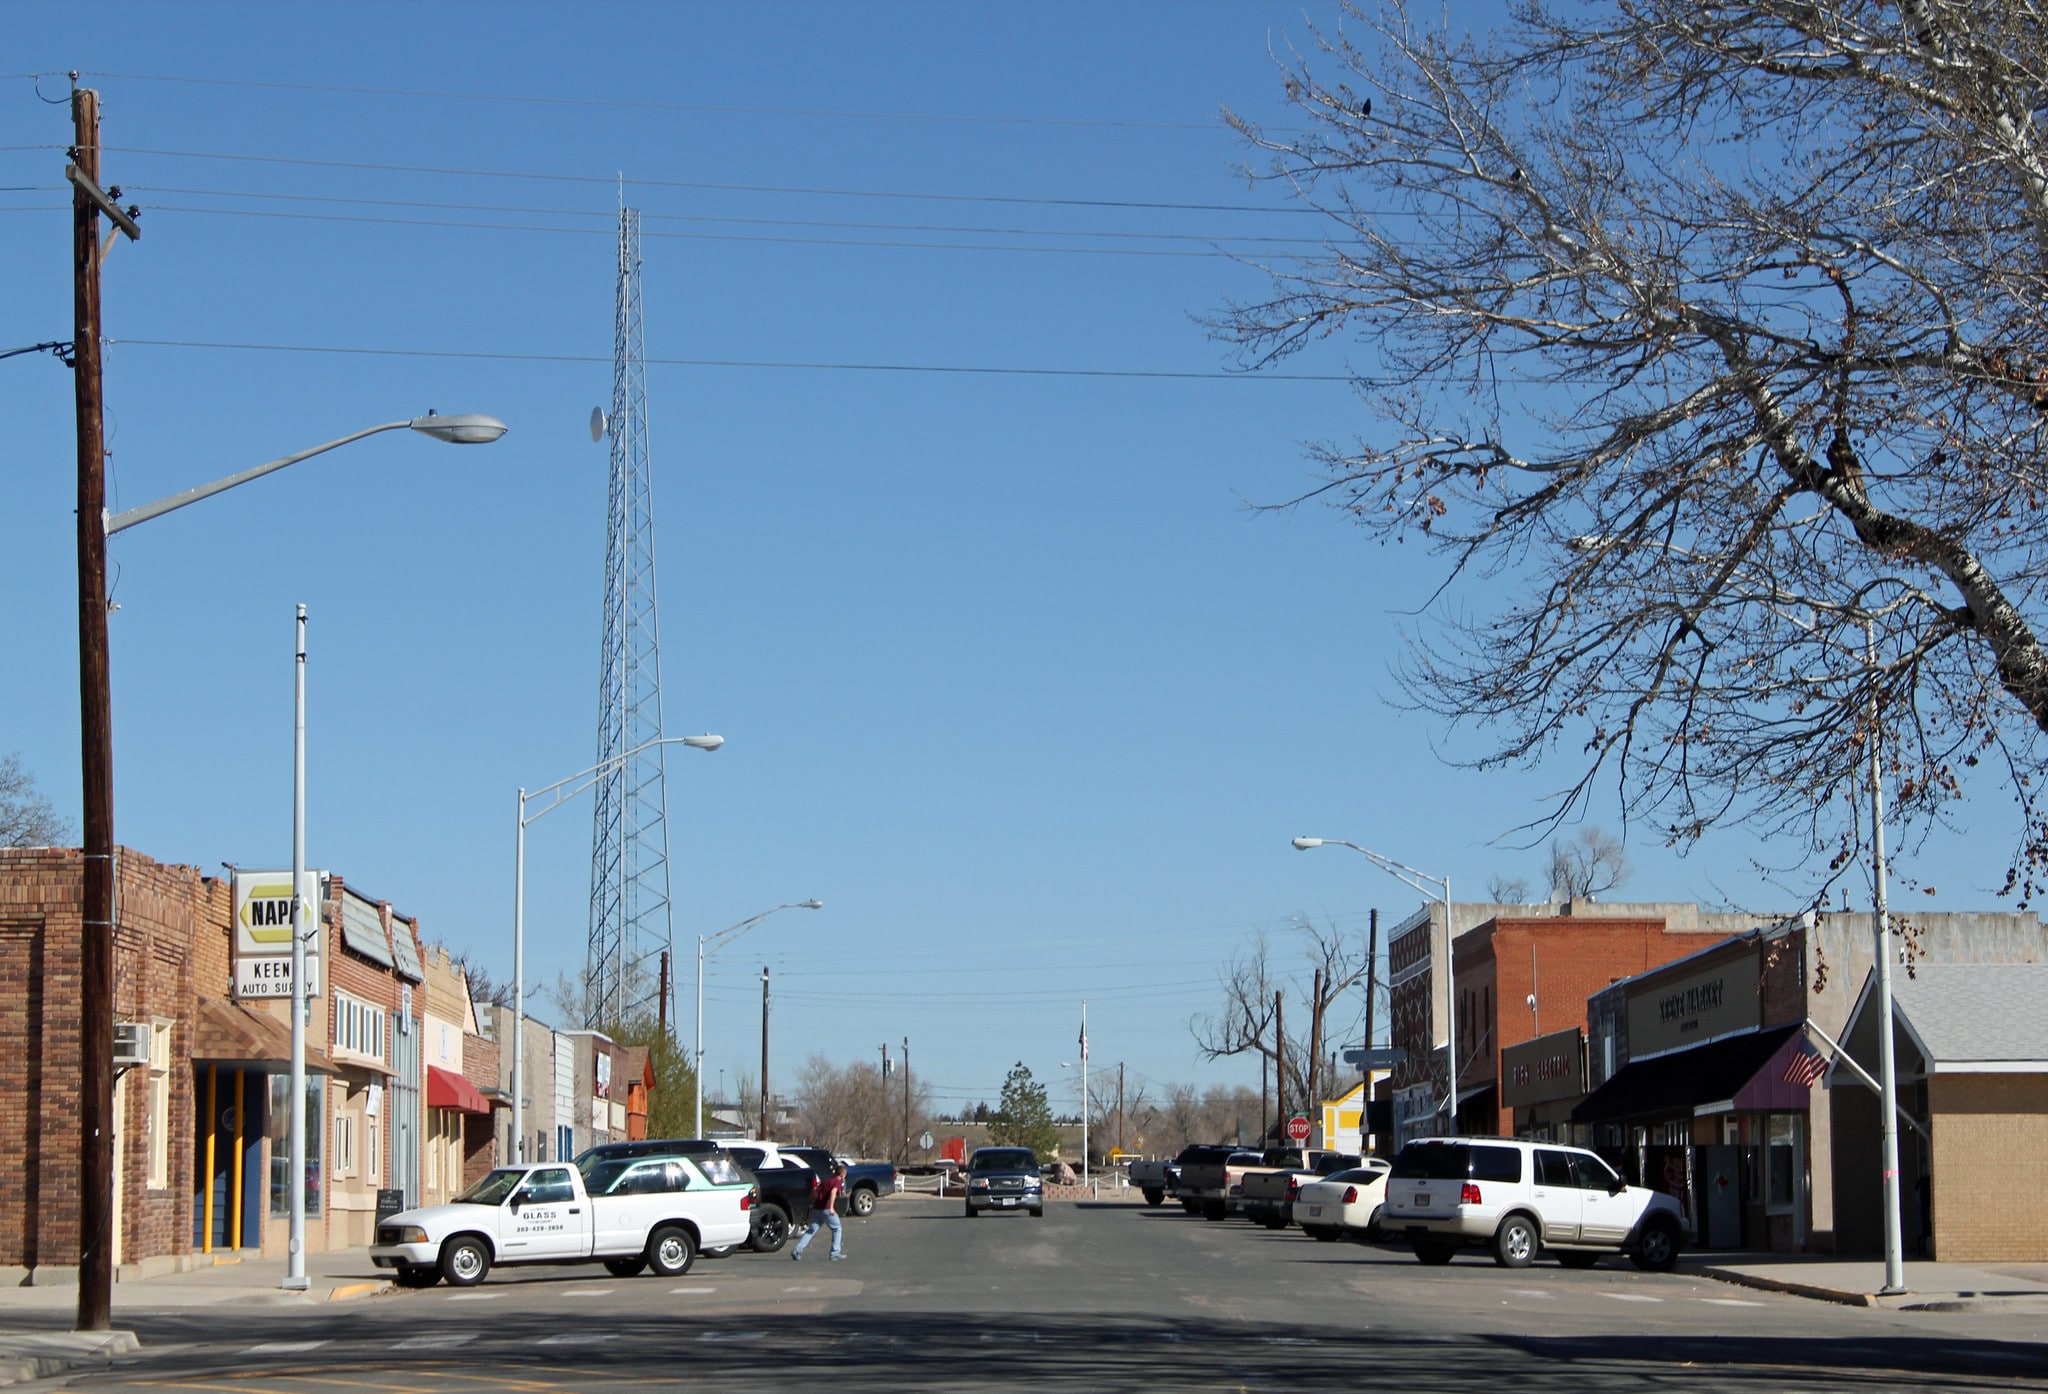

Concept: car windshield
[[970, 1150, 1038, 1172], [454, 1169, 526, 1206]]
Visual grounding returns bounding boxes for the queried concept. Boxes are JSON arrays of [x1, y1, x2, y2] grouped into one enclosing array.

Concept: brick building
[[0, 846, 500, 1281]]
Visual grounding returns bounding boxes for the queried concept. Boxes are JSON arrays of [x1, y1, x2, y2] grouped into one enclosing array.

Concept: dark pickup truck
[[783, 1147, 899, 1217]]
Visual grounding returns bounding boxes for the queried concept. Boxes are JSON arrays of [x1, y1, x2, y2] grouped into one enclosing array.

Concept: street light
[[695, 900, 823, 1138], [79, 412, 506, 1309], [511, 733, 726, 1168], [1291, 837, 1457, 1139]]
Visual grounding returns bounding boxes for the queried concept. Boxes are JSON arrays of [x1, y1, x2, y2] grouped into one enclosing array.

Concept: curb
[[327, 1280, 393, 1302], [0, 1331, 140, 1388], [1694, 1266, 1877, 1308]]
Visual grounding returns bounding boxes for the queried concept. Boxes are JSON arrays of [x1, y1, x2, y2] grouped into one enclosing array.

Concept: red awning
[[427, 1064, 490, 1115]]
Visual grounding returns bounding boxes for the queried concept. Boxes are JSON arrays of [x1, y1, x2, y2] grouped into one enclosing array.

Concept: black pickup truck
[[783, 1146, 899, 1217]]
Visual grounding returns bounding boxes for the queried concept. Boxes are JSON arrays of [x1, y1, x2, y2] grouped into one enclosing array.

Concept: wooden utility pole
[[72, 78, 115, 1337], [901, 1036, 911, 1165], [758, 966, 770, 1139], [1272, 989, 1285, 1143], [1365, 910, 1379, 1058], [1305, 967, 1325, 1147]]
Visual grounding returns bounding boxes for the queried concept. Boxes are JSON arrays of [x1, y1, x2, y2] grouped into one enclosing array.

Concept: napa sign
[[232, 869, 323, 999]]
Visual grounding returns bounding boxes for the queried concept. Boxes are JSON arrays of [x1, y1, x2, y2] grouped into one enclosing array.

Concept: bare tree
[[1546, 826, 1631, 901], [1486, 872, 1533, 902], [0, 753, 70, 847], [1218, 1, 2048, 905], [1191, 918, 1373, 1109], [1164, 1082, 1205, 1152]]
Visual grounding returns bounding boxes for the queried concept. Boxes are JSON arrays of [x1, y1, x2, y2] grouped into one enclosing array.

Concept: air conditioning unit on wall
[[113, 1021, 150, 1069]]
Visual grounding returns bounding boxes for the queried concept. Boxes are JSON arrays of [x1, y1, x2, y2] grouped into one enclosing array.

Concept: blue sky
[[2, 1, 2021, 1124]]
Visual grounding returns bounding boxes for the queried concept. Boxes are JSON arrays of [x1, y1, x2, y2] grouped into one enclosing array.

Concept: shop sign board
[[232, 870, 323, 1000], [1626, 949, 1760, 1057], [1501, 1027, 1584, 1107]]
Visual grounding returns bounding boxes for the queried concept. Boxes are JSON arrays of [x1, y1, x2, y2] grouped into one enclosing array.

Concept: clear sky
[[2, 1, 2022, 1127]]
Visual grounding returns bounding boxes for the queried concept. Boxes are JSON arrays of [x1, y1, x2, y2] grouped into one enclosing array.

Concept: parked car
[[1126, 1156, 1177, 1207], [963, 1146, 1044, 1217], [1238, 1150, 1362, 1228], [782, 1146, 899, 1216], [1292, 1161, 1392, 1241], [574, 1137, 814, 1254], [1174, 1146, 1267, 1221], [370, 1156, 754, 1287], [1382, 1137, 1683, 1270]]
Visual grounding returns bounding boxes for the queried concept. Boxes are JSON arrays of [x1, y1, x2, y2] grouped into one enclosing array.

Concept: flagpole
[[1080, 1002, 1089, 1184]]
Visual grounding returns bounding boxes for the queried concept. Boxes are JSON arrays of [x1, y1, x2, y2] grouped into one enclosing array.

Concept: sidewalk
[[0, 1248, 392, 1386], [1691, 1251, 2048, 1311]]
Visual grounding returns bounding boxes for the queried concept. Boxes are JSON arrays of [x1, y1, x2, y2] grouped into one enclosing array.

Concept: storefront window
[[1766, 1113, 1798, 1212], [267, 1074, 325, 1217]]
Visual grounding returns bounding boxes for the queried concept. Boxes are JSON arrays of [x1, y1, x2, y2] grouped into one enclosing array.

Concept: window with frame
[[332, 991, 386, 1062], [335, 1112, 356, 1177], [1766, 1113, 1799, 1212], [147, 1019, 174, 1189]]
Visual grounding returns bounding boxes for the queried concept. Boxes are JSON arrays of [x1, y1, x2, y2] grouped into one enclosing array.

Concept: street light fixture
[[1291, 836, 1457, 1139], [511, 734, 725, 1168], [695, 900, 824, 1139], [78, 412, 505, 1310]]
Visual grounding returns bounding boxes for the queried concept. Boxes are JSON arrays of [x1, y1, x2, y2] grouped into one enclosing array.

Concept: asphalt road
[[62, 1196, 2048, 1392]]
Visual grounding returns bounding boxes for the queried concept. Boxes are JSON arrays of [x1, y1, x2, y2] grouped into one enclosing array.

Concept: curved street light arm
[[520, 733, 724, 827]]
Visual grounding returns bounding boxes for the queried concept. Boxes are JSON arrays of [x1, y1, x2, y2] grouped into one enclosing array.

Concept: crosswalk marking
[[445, 1292, 500, 1300], [394, 1334, 478, 1349], [538, 1332, 618, 1345], [1598, 1292, 1663, 1303], [243, 1340, 329, 1354], [670, 1286, 718, 1294], [1700, 1297, 1767, 1307]]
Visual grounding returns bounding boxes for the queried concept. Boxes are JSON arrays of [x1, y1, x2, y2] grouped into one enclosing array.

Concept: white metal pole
[[1080, 1002, 1089, 1184], [1869, 628, 1907, 1294], [511, 790, 526, 1163], [694, 935, 706, 1139], [283, 604, 309, 1291]]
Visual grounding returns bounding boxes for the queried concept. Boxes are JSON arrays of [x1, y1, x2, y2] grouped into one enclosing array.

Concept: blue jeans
[[792, 1208, 842, 1258]]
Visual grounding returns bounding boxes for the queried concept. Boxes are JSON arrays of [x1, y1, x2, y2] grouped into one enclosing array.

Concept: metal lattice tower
[[586, 205, 675, 1029]]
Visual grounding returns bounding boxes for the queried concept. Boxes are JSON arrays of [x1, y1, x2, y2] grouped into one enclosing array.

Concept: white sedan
[[1292, 1161, 1391, 1242]]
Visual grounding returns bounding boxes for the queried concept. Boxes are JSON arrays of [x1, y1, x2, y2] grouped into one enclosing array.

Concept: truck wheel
[[1413, 1241, 1457, 1265], [1262, 1215, 1290, 1231], [1492, 1214, 1539, 1269], [1305, 1224, 1339, 1242], [1142, 1188, 1165, 1206], [749, 1205, 791, 1254], [441, 1236, 491, 1287], [964, 1202, 978, 1219], [646, 1225, 696, 1278], [1630, 1218, 1681, 1272], [1180, 1199, 1200, 1215], [1030, 1206, 1044, 1218], [603, 1256, 649, 1277], [393, 1265, 440, 1289], [1203, 1200, 1227, 1222], [849, 1185, 878, 1217]]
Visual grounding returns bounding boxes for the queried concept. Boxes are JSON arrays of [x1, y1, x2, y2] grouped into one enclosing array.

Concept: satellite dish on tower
[[589, 406, 609, 443]]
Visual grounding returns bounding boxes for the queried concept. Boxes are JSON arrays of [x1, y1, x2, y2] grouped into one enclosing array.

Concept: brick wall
[[0, 847, 228, 1275], [1928, 1073, 2048, 1262]]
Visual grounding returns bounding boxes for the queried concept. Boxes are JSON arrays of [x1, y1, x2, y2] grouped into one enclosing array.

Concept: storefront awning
[[1570, 1024, 1801, 1125], [191, 997, 333, 1074], [427, 1064, 490, 1115]]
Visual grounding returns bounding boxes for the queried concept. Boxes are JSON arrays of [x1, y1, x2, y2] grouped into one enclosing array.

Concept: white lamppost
[[1060, 1060, 1113, 1183], [511, 733, 725, 1168], [102, 411, 508, 1294], [1291, 837, 1456, 1139], [695, 900, 823, 1139]]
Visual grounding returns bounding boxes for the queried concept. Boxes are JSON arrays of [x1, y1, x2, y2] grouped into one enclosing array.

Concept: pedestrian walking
[[791, 1160, 847, 1261]]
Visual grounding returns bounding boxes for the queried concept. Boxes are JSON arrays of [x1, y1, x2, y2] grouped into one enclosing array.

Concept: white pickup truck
[[369, 1153, 756, 1287]]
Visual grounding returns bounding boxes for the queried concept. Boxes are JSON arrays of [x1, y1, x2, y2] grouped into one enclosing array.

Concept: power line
[[96, 145, 1318, 216], [110, 337, 1358, 383], [72, 69, 1233, 133]]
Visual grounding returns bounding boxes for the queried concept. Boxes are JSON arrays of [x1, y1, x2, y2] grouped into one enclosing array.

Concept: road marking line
[[244, 1341, 331, 1353], [1699, 1297, 1766, 1307], [699, 1330, 767, 1342], [1503, 1289, 1553, 1299], [558, 1289, 612, 1297], [670, 1286, 718, 1294], [444, 1292, 500, 1300], [1597, 1292, 1663, 1303], [537, 1332, 618, 1345], [394, 1334, 479, 1349]]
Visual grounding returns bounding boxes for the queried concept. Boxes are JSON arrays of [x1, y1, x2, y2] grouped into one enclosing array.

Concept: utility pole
[[1273, 989, 1285, 1145], [1305, 967, 1325, 1148], [70, 75, 139, 1336], [880, 1042, 890, 1079], [1117, 1062, 1125, 1156], [657, 950, 669, 1037], [758, 966, 770, 1140], [902, 1037, 911, 1166]]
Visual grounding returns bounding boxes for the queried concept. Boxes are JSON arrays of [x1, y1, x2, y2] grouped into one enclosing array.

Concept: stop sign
[[1287, 1115, 1311, 1142]]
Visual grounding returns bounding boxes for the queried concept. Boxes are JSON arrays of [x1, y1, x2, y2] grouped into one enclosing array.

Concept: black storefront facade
[[1571, 923, 1818, 1252]]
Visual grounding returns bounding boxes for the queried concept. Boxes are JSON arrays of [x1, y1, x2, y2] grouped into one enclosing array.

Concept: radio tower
[[586, 203, 675, 1029]]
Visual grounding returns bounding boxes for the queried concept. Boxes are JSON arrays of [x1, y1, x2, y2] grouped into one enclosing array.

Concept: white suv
[[1382, 1137, 1683, 1271]]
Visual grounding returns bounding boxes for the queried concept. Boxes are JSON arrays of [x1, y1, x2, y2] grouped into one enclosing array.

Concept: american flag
[[1781, 1046, 1828, 1087], [1079, 1019, 1088, 1062]]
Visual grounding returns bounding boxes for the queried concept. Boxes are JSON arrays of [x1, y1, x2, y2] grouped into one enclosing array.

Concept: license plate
[[1415, 1193, 1430, 1206], [1308, 1206, 1324, 1217], [997, 1198, 1018, 1206]]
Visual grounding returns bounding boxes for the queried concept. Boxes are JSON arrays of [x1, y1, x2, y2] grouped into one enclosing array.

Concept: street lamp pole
[[511, 733, 726, 1167], [75, 410, 507, 1310], [1291, 837, 1456, 1138], [694, 900, 823, 1138]]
